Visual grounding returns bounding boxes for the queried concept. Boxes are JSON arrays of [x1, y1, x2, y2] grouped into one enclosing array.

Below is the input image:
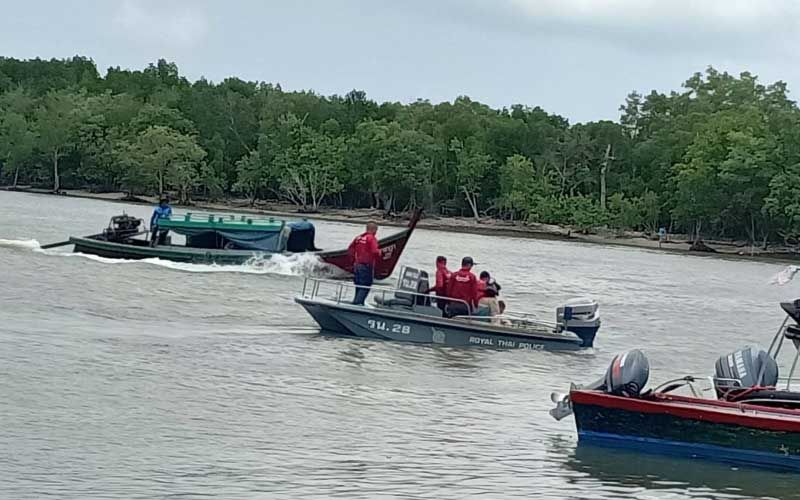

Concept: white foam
[[51, 248, 345, 277], [0, 238, 42, 250], [770, 265, 799, 285], [1, 237, 349, 277]]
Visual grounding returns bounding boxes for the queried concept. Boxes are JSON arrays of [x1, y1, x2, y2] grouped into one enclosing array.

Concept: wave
[[0, 238, 42, 250], [770, 265, 799, 285], [0, 238, 346, 277]]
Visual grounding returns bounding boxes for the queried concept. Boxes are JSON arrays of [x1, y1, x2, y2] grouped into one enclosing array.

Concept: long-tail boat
[[64, 210, 421, 279]]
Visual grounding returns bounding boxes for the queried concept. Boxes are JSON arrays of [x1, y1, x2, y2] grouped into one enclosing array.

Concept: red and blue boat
[[550, 300, 800, 471]]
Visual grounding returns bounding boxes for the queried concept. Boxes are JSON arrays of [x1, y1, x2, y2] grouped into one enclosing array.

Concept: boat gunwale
[[69, 223, 414, 258], [570, 389, 800, 431]]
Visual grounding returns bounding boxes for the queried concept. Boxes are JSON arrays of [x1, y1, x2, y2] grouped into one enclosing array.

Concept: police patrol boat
[[549, 299, 800, 470], [295, 266, 601, 351]]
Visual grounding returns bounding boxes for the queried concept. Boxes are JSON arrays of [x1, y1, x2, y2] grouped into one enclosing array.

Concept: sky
[[1, 0, 799, 123]]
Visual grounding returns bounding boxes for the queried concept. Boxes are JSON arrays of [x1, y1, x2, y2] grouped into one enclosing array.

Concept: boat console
[[373, 266, 440, 316]]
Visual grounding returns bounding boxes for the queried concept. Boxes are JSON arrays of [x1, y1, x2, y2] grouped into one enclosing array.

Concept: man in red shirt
[[428, 256, 452, 313], [348, 221, 381, 305], [445, 256, 479, 317]]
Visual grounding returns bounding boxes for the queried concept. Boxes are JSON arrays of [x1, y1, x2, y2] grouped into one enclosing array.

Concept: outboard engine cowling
[[714, 346, 778, 397], [604, 349, 650, 397], [557, 298, 601, 347], [575, 349, 650, 396]]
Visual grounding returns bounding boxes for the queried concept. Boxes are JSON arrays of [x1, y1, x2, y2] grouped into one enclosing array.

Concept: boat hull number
[[367, 319, 411, 335]]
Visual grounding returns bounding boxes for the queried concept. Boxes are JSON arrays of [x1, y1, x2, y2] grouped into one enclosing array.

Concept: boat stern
[[557, 298, 601, 347]]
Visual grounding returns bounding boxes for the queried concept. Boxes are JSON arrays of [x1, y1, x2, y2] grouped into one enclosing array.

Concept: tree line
[[1, 56, 799, 245]]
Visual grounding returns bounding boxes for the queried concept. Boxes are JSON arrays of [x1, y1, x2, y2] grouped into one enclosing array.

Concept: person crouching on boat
[[445, 256, 479, 317], [150, 197, 172, 246], [349, 221, 381, 305], [477, 271, 502, 299], [428, 255, 452, 313], [476, 284, 501, 324]]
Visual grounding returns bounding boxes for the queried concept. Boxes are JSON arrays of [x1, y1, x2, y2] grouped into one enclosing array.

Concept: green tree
[[0, 112, 38, 187], [128, 125, 206, 201], [35, 89, 87, 192], [450, 136, 492, 222]]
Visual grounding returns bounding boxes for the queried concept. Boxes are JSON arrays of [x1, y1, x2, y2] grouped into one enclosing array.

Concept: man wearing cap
[[348, 221, 381, 305], [445, 256, 480, 317]]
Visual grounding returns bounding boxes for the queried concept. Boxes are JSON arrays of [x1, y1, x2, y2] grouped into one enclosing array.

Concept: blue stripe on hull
[[579, 431, 800, 472]]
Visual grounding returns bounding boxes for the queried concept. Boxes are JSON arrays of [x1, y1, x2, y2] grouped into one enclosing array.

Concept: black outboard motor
[[714, 346, 778, 398], [103, 214, 142, 242]]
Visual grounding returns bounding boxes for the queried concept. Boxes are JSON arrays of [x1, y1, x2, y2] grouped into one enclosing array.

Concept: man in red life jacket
[[348, 221, 381, 305], [428, 256, 452, 313], [445, 256, 479, 317]]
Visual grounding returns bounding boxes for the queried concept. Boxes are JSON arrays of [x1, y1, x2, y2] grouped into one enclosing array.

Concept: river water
[[1, 191, 799, 499]]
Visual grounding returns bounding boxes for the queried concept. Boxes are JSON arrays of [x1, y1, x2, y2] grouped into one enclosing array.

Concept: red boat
[[550, 300, 800, 471], [318, 210, 421, 279]]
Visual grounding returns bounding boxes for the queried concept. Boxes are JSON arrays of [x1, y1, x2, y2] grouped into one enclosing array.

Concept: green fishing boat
[[65, 210, 420, 278]]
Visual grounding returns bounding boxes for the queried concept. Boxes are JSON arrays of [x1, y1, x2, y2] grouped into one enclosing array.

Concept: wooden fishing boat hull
[[69, 212, 419, 279], [570, 389, 800, 471]]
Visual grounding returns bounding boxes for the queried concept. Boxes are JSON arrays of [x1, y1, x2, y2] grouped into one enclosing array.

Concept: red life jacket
[[431, 263, 451, 295], [349, 232, 380, 265], [446, 267, 479, 308]]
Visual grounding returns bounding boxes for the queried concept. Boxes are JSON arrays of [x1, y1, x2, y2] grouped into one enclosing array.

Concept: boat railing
[[767, 313, 800, 391], [168, 211, 286, 225], [300, 276, 472, 313], [299, 276, 562, 333]]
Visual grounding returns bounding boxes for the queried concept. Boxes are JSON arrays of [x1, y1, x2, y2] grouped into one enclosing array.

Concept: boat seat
[[374, 267, 431, 309]]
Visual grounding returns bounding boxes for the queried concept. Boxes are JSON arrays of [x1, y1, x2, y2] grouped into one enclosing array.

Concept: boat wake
[[771, 265, 799, 286], [0, 238, 346, 277], [0, 238, 42, 250]]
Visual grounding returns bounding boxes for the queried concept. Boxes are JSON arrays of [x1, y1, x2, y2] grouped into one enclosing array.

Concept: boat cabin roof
[[157, 212, 286, 232]]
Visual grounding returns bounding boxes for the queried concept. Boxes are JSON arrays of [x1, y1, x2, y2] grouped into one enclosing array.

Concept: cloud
[[111, 0, 209, 49], [444, 0, 800, 59], [508, 0, 790, 28]]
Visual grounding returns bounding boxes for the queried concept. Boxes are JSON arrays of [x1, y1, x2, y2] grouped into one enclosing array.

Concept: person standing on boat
[[428, 256, 452, 313], [445, 256, 479, 317], [349, 221, 381, 305], [150, 197, 173, 246]]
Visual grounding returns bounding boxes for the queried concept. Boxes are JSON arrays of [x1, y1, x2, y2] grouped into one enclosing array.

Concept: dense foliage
[[1, 56, 798, 243]]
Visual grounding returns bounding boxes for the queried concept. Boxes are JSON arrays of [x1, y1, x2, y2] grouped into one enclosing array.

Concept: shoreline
[[4, 187, 799, 264]]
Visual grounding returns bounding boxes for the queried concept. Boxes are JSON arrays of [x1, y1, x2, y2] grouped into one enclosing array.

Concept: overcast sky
[[2, 0, 798, 123]]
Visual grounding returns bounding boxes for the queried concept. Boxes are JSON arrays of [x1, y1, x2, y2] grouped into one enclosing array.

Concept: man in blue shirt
[[150, 197, 173, 246]]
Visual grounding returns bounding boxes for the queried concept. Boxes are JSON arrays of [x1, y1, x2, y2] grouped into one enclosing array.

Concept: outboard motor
[[603, 349, 650, 397], [549, 349, 649, 421], [714, 346, 778, 398], [573, 349, 650, 396], [103, 214, 142, 241], [557, 298, 601, 347]]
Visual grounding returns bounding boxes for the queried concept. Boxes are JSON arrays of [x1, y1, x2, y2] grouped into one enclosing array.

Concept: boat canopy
[[158, 212, 288, 251]]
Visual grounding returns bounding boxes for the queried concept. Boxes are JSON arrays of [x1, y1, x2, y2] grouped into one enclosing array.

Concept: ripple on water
[[1, 191, 797, 499]]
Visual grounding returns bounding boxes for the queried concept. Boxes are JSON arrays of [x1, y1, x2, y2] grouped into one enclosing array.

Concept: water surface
[[1, 191, 798, 499]]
